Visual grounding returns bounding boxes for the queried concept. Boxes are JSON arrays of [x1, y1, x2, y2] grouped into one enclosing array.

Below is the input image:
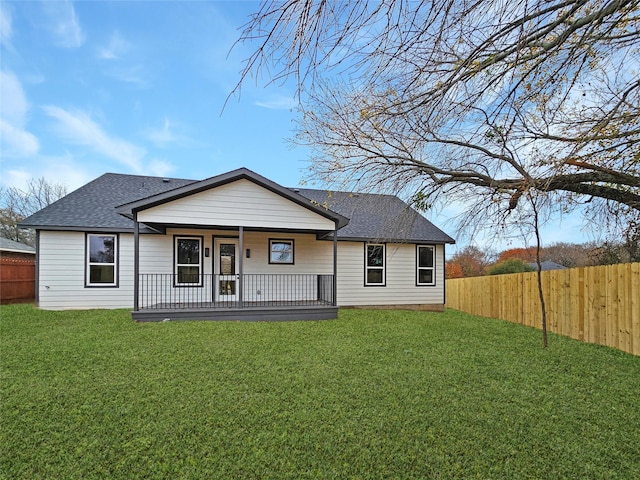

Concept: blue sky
[[0, 1, 592, 253], [1, 1, 308, 190]]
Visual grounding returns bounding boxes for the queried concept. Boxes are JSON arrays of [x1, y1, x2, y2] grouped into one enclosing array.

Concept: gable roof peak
[[115, 167, 350, 228]]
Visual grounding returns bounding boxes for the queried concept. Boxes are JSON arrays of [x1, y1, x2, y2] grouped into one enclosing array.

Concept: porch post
[[333, 221, 338, 306], [133, 212, 139, 311], [238, 226, 244, 307], [35, 230, 40, 306]]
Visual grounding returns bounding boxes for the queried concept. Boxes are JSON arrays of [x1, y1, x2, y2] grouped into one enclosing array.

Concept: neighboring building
[[19, 168, 455, 321], [529, 261, 568, 271], [0, 237, 36, 304], [0, 237, 36, 258]]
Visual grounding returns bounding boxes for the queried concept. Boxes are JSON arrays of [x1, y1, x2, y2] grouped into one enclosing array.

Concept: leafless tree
[[539, 242, 592, 267], [0, 178, 67, 246], [447, 245, 496, 277], [235, 0, 639, 239]]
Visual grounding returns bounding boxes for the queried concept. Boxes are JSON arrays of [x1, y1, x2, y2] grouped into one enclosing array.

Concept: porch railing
[[138, 273, 334, 310]]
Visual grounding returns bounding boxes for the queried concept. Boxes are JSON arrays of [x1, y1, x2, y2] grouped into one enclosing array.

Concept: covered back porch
[[130, 223, 341, 322], [132, 272, 337, 321], [117, 170, 351, 321], [116, 170, 349, 321]]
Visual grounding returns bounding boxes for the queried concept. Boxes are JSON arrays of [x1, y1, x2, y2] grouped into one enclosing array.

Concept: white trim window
[[417, 245, 435, 286], [175, 236, 203, 286], [365, 243, 385, 286], [86, 234, 118, 287]]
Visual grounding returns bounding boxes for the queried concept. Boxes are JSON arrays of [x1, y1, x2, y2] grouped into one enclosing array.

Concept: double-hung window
[[86, 234, 118, 287], [365, 243, 385, 286], [175, 236, 202, 286], [416, 245, 435, 286]]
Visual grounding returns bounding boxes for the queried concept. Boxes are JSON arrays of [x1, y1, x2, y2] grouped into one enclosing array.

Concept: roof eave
[[17, 225, 163, 234], [328, 235, 456, 244], [0, 248, 36, 254]]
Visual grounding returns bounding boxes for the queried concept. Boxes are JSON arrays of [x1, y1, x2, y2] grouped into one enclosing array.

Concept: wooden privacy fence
[[0, 257, 36, 304], [446, 263, 640, 356]]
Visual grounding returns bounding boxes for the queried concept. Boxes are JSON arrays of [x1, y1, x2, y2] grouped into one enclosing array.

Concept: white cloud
[[146, 158, 175, 177], [0, 154, 92, 192], [0, 71, 29, 125], [146, 117, 177, 146], [42, 105, 146, 172], [39, 154, 95, 191], [0, 71, 39, 157], [41, 1, 85, 48], [0, 168, 31, 190], [144, 117, 197, 148], [96, 31, 149, 86], [108, 64, 149, 87], [0, 119, 39, 157], [255, 94, 297, 110], [98, 31, 130, 60], [0, 3, 13, 51]]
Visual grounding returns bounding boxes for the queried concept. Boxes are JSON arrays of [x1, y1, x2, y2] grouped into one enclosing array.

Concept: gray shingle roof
[[20, 171, 454, 243], [529, 260, 567, 271], [296, 189, 454, 243], [20, 173, 196, 232], [0, 237, 36, 254]]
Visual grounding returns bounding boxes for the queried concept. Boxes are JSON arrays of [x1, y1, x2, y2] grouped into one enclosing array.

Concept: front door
[[215, 238, 239, 302]]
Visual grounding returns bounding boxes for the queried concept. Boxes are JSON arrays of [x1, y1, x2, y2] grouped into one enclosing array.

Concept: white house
[[20, 168, 455, 321]]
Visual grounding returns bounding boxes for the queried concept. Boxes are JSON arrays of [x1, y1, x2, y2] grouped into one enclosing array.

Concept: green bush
[[488, 258, 537, 275]]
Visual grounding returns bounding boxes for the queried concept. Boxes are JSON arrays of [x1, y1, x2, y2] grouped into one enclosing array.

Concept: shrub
[[488, 258, 536, 275]]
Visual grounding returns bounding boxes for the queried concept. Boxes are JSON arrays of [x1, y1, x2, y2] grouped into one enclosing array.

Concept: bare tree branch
[[235, 0, 640, 238], [0, 178, 67, 246]]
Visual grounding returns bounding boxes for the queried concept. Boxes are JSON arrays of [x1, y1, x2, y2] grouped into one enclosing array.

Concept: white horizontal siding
[[241, 232, 333, 275], [137, 179, 335, 230], [137, 229, 334, 276], [39, 229, 333, 310], [38, 231, 134, 310], [38, 230, 445, 310], [336, 242, 445, 306], [239, 232, 333, 302]]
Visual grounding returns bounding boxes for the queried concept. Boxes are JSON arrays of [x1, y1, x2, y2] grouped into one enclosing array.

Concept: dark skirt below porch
[[132, 301, 338, 322]]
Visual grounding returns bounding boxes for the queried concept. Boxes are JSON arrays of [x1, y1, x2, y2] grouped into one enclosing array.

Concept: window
[[269, 239, 294, 264], [365, 243, 385, 286], [86, 234, 118, 287], [175, 236, 202, 286], [417, 245, 435, 286]]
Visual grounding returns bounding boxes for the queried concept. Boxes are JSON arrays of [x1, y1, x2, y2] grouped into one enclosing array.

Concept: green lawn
[[1, 305, 639, 479]]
